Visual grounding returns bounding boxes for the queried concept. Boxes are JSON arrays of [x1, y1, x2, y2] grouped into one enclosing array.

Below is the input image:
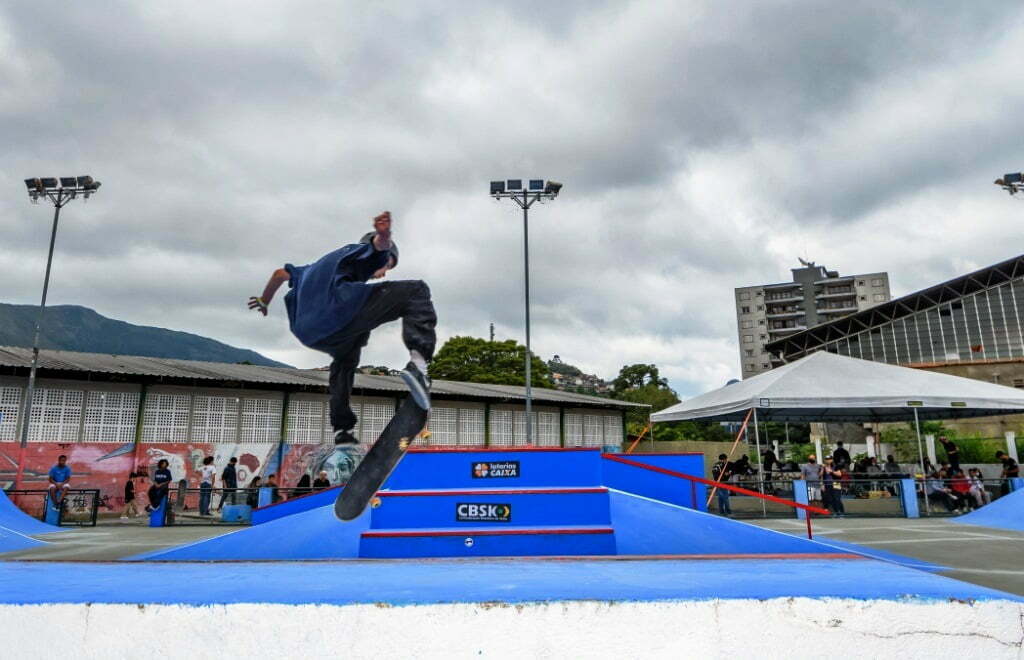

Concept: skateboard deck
[[335, 396, 429, 521]]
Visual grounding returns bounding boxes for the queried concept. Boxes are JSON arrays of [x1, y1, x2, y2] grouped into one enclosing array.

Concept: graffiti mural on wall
[[0, 441, 365, 515]]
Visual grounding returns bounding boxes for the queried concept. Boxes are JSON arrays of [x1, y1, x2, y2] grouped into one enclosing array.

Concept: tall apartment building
[[735, 261, 891, 378]]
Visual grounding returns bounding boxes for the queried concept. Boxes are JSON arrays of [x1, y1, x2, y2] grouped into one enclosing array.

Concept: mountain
[[0, 303, 290, 367]]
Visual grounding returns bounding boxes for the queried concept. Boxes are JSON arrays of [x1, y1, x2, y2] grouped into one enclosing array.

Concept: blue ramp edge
[[608, 490, 845, 556], [808, 537, 945, 573], [129, 503, 369, 561], [0, 491, 65, 536], [251, 486, 341, 525], [953, 487, 1024, 532], [0, 558, 1018, 606], [0, 526, 47, 555]]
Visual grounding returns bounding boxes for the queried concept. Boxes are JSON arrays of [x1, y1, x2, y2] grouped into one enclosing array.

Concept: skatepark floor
[[0, 524, 230, 561], [751, 517, 1024, 596]]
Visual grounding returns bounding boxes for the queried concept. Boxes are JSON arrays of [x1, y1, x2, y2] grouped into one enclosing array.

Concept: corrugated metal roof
[[0, 346, 645, 409]]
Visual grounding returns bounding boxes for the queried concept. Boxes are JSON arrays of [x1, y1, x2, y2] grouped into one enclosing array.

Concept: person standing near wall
[[939, 436, 960, 473], [217, 457, 238, 510], [996, 451, 1020, 496], [711, 454, 732, 516], [198, 456, 216, 517], [120, 472, 139, 520], [801, 455, 822, 505]]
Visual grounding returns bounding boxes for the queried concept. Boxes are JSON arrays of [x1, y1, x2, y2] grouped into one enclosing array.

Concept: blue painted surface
[[371, 489, 611, 529], [0, 491, 63, 536], [386, 450, 603, 489], [0, 527, 47, 554], [601, 455, 705, 511], [257, 487, 272, 508], [132, 503, 369, 561], [220, 504, 252, 523], [608, 491, 845, 556], [0, 558, 1017, 605], [360, 527, 616, 558], [900, 479, 919, 518], [251, 487, 340, 525], [793, 480, 809, 520], [43, 495, 61, 526], [148, 497, 167, 527], [808, 538, 944, 572], [1011, 477, 1024, 492], [953, 486, 1024, 532]]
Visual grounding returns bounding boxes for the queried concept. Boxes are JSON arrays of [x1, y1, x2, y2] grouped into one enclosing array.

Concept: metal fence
[[3, 488, 100, 526]]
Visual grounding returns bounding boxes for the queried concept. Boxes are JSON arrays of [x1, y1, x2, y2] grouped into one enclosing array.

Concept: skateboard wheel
[[399, 438, 409, 449], [419, 430, 432, 439], [464, 537, 474, 548], [370, 497, 382, 509]]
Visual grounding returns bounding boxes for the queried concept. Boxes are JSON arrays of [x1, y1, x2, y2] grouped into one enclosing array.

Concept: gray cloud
[[3, 1, 1024, 397]]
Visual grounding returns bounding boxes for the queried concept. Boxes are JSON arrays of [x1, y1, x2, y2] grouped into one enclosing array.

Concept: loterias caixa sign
[[456, 503, 512, 522], [471, 461, 520, 479]]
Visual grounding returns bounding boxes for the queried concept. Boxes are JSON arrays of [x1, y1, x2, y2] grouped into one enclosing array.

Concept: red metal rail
[[601, 453, 829, 539]]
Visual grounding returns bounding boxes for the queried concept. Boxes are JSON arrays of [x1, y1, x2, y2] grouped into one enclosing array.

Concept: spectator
[[949, 469, 972, 513], [47, 455, 72, 507], [967, 468, 992, 508], [865, 457, 883, 492], [924, 471, 958, 513], [121, 472, 139, 520], [732, 455, 753, 478], [198, 456, 216, 517], [939, 436, 960, 472], [245, 476, 262, 507], [800, 455, 822, 505], [996, 451, 1020, 496], [821, 457, 845, 517], [217, 457, 239, 510], [832, 442, 851, 470], [296, 474, 312, 495], [267, 473, 282, 503], [761, 448, 778, 493], [711, 454, 732, 516], [883, 455, 901, 474], [312, 471, 331, 490], [147, 459, 173, 512]]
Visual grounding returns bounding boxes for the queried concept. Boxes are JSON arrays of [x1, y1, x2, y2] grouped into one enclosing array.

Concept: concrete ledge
[[2, 599, 1021, 658]]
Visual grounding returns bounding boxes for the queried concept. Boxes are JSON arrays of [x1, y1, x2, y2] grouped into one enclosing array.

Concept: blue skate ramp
[[131, 503, 369, 561], [609, 490, 847, 556], [0, 491, 64, 536], [0, 557, 1017, 605], [953, 487, 1024, 532], [0, 526, 46, 554]]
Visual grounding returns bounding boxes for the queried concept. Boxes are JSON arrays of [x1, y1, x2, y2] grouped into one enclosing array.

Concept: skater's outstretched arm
[[248, 268, 290, 316]]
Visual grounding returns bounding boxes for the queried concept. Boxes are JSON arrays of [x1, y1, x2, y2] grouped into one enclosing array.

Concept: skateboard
[[335, 396, 429, 521]]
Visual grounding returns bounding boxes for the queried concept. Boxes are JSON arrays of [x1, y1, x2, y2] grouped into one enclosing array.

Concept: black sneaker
[[333, 429, 359, 445], [400, 361, 431, 410]]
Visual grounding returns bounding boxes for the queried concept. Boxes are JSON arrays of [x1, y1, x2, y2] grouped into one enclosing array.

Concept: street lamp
[[994, 172, 1023, 196], [490, 178, 562, 445], [17, 176, 101, 456]]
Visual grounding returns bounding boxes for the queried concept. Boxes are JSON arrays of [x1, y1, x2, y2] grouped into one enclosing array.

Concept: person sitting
[[967, 468, 991, 508], [924, 471, 958, 513], [267, 473, 282, 503], [312, 470, 331, 490], [245, 476, 262, 507], [949, 469, 972, 513], [296, 473, 312, 495], [146, 459, 173, 512], [883, 455, 901, 475], [47, 455, 72, 507]]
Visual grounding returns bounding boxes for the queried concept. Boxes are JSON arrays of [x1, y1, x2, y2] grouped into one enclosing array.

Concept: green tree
[[429, 336, 551, 387], [611, 364, 669, 393]]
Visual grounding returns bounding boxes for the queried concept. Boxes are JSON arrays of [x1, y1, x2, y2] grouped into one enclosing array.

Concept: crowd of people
[[710, 436, 1021, 518]]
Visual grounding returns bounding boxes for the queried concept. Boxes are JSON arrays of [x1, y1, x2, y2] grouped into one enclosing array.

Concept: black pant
[[217, 487, 236, 508], [823, 485, 844, 514], [315, 280, 437, 432]]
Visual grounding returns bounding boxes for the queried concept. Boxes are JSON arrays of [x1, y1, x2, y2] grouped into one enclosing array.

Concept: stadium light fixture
[[16, 175, 102, 473], [488, 177, 563, 446], [995, 172, 1023, 196]]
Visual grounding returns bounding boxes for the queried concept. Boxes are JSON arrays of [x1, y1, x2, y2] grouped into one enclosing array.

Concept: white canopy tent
[[653, 351, 1024, 424], [653, 352, 1024, 510]]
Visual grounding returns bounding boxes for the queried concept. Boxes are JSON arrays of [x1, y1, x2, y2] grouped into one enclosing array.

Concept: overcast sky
[[3, 2, 1024, 397]]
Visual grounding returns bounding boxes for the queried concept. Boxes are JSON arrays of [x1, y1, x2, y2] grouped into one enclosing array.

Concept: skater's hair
[[359, 232, 399, 266], [203, 456, 214, 465]]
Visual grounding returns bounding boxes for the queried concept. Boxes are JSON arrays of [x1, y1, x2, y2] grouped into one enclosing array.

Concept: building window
[[741, 320, 753, 329], [758, 319, 765, 325], [458, 407, 486, 446], [745, 349, 754, 357], [762, 363, 770, 369], [191, 395, 240, 443], [513, 411, 539, 446], [0, 386, 21, 442], [603, 415, 623, 448], [739, 292, 750, 301], [82, 391, 140, 443], [489, 409, 514, 446], [427, 406, 458, 446], [537, 411, 560, 446], [756, 305, 764, 311], [743, 335, 754, 343], [746, 363, 755, 371], [28, 388, 84, 443], [873, 293, 886, 302], [359, 399, 395, 445], [142, 393, 190, 443], [564, 413, 583, 447], [1014, 379, 1024, 389], [760, 334, 767, 341], [287, 399, 324, 444], [740, 306, 750, 314], [857, 280, 865, 286], [241, 398, 283, 443], [872, 278, 884, 287], [583, 415, 604, 447], [755, 291, 762, 297], [859, 295, 866, 301]]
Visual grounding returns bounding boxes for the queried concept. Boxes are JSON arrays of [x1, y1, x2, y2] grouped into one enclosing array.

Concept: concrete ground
[[2, 522, 232, 561], [752, 517, 1024, 596]]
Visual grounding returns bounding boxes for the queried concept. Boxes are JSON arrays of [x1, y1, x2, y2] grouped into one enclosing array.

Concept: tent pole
[[913, 407, 930, 515], [753, 408, 766, 517]]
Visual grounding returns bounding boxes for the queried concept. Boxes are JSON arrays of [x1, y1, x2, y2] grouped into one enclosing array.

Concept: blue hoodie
[[283, 242, 391, 350]]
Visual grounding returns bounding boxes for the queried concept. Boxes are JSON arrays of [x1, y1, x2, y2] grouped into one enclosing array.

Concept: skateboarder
[[249, 211, 436, 445]]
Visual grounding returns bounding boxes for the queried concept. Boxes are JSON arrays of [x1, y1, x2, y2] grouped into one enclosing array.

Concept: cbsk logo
[[456, 502, 512, 522]]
